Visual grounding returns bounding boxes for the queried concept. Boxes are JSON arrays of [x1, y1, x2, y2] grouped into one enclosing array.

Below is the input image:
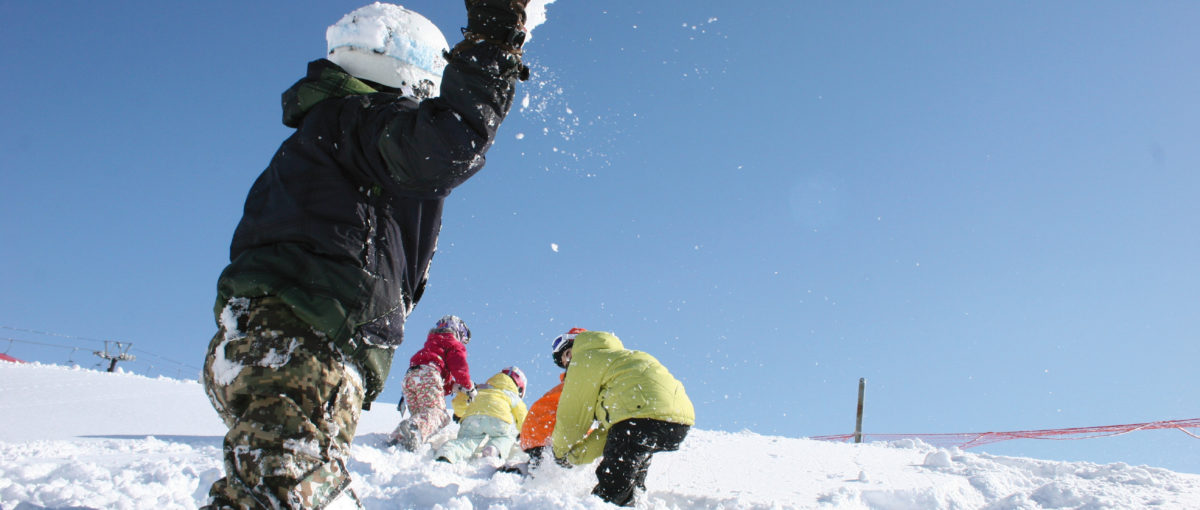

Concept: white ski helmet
[[501, 366, 527, 398], [326, 3, 450, 99]]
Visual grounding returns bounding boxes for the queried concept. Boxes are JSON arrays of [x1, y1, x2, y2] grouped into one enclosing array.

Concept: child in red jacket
[[389, 315, 476, 451]]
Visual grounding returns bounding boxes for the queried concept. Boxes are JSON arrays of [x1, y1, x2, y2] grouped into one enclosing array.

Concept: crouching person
[[436, 367, 528, 463], [550, 330, 695, 507]]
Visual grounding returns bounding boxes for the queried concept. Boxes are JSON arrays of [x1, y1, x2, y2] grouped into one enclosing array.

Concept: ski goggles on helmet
[[551, 328, 586, 368]]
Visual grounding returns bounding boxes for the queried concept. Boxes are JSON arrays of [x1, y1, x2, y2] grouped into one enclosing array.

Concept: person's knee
[[227, 396, 322, 471], [590, 480, 638, 506]]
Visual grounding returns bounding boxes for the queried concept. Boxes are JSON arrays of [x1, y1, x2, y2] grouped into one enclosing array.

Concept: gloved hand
[[463, 0, 529, 53], [455, 383, 478, 403], [554, 455, 573, 468]]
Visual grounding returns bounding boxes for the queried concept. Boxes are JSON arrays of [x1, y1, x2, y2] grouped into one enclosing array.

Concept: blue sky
[[2, 1, 1199, 473]]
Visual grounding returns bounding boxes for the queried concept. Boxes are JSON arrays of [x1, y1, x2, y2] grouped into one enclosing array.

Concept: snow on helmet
[[435, 315, 471, 344], [551, 327, 587, 369], [501, 366, 526, 398], [326, 2, 450, 99]]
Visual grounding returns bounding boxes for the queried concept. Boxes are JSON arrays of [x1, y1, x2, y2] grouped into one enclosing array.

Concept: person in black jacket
[[200, 2, 530, 508]]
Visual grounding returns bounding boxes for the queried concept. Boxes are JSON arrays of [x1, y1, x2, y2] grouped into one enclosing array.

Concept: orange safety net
[[812, 418, 1200, 449]]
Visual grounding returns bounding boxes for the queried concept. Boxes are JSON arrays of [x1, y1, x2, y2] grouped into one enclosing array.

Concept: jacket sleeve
[[377, 42, 522, 194], [444, 342, 473, 393], [569, 429, 608, 465], [551, 358, 603, 462], [450, 390, 470, 419], [512, 399, 529, 430]]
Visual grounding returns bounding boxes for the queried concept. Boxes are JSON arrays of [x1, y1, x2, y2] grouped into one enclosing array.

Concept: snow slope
[[2, 362, 1199, 509]]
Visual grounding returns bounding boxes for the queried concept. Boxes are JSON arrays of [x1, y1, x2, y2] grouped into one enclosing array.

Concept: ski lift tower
[[94, 341, 135, 372]]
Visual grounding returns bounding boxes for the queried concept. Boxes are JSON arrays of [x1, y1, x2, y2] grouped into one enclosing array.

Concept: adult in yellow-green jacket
[[551, 330, 694, 507]]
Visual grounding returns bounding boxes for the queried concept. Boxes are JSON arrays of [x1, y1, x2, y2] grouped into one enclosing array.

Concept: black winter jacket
[[216, 43, 521, 403]]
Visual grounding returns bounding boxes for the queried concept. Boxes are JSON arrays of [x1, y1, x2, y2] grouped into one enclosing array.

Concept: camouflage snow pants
[[202, 297, 365, 509]]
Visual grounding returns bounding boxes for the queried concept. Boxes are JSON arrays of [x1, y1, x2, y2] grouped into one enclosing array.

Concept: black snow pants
[[592, 418, 690, 507]]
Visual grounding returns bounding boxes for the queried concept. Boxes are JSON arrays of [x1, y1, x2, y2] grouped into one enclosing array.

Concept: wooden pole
[[854, 378, 866, 443]]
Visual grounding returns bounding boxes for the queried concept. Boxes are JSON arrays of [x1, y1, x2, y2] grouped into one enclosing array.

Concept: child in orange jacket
[[519, 372, 565, 463]]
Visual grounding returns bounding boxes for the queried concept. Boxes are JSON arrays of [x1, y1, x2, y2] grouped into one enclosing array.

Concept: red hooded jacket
[[408, 330, 472, 395]]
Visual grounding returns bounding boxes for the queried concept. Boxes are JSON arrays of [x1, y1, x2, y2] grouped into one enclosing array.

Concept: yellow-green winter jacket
[[461, 371, 528, 429], [551, 331, 695, 465]]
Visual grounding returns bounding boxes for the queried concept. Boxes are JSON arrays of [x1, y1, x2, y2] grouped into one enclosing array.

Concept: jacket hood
[[571, 331, 624, 354], [486, 371, 520, 393], [425, 329, 460, 346], [281, 59, 380, 128]]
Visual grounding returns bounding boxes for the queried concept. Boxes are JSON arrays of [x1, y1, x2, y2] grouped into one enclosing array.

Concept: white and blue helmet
[[326, 3, 450, 99], [551, 327, 587, 368]]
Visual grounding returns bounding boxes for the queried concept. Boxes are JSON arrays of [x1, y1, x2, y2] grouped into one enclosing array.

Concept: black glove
[[464, 0, 529, 53]]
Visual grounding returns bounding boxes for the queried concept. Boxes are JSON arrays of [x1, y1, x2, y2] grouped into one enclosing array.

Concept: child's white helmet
[[501, 366, 526, 398], [326, 3, 450, 99]]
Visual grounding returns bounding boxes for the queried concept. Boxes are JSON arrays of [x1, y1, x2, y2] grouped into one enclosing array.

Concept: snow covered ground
[[2, 361, 1199, 509]]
